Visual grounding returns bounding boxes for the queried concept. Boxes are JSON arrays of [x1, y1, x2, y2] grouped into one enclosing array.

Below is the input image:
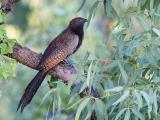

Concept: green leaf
[[149, 0, 153, 10], [84, 110, 92, 120], [87, 61, 93, 88], [124, 109, 130, 120], [66, 98, 84, 110], [0, 29, 7, 41], [136, 15, 149, 31], [48, 76, 58, 88], [56, 82, 71, 107], [0, 39, 16, 54], [105, 86, 123, 93], [140, 91, 152, 119], [87, 1, 99, 27], [0, 59, 16, 80], [0, 14, 5, 23], [75, 97, 90, 120], [40, 88, 54, 105], [134, 91, 143, 110], [76, 0, 86, 12], [154, 12, 160, 17], [68, 94, 79, 105], [95, 99, 105, 120], [106, 95, 120, 109], [79, 81, 87, 93], [131, 108, 145, 120], [104, 0, 119, 22], [118, 61, 128, 84], [106, 60, 117, 71], [152, 27, 160, 37], [104, 0, 112, 15], [0, 29, 5, 37], [0, 43, 8, 54], [2, 71, 9, 79], [137, 0, 148, 11], [111, 6, 120, 23], [153, 90, 158, 115], [115, 108, 126, 120], [113, 89, 130, 105]]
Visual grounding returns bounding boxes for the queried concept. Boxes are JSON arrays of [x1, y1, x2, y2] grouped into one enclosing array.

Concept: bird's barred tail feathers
[[17, 70, 47, 112]]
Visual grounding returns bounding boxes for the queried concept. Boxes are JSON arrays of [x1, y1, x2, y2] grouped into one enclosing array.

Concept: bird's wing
[[40, 48, 70, 71], [38, 32, 79, 71], [38, 30, 67, 67], [38, 40, 58, 66]]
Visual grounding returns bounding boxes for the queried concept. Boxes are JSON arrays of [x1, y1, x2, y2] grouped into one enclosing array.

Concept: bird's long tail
[[17, 70, 47, 112]]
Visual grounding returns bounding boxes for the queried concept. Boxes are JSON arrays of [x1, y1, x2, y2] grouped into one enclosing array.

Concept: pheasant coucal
[[17, 17, 88, 112]]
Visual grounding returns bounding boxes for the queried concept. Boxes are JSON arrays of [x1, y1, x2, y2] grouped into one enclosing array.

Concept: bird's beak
[[84, 19, 88, 22]]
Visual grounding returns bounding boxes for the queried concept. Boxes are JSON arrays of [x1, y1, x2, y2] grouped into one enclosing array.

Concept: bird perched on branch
[[17, 17, 88, 112]]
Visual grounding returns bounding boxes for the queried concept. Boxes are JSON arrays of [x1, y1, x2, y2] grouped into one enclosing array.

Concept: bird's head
[[69, 17, 88, 30]]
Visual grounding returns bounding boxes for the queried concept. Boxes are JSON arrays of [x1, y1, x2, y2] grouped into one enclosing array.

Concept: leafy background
[[0, 0, 160, 120]]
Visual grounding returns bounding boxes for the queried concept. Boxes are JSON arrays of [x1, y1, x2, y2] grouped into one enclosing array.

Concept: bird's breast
[[66, 34, 79, 54]]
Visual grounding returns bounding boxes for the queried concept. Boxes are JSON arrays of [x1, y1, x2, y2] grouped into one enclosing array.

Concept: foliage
[[0, 13, 16, 80], [64, 0, 160, 119], [0, 0, 160, 120]]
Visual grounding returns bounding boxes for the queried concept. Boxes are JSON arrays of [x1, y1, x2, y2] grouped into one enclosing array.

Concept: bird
[[17, 17, 88, 112]]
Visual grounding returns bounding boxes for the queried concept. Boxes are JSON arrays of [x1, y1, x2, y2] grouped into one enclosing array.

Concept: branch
[[8, 43, 77, 82]]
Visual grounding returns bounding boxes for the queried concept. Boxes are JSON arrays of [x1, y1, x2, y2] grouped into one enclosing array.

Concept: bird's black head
[[69, 17, 88, 31]]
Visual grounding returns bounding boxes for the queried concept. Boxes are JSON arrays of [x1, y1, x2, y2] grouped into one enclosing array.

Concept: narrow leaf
[[87, 61, 93, 87], [87, 1, 99, 27], [66, 98, 83, 110], [131, 108, 145, 120], [118, 61, 128, 84], [124, 109, 130, 120], [152, 28, 160, 37], [40, 89, 54, 105], [113, 89, 130, 105], [79, 82, 87, 93], [105, 86, 123, 93], [84, 110, 92, 120], [134, 91, 143, 110], [136, 15, 149, 31], [153, 90, 158, 115], [77, 0, 86, 12], [115, 108, 126, 120], [140, 91, 152, 119], [104, 0, 112, 15], [75, 97, 90, 120], [111, 6, 120, 22], [95, 99, 105, 120]]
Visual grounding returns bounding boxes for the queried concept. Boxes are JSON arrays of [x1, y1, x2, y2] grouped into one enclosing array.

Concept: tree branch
[[8, 43, 77, 82]]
